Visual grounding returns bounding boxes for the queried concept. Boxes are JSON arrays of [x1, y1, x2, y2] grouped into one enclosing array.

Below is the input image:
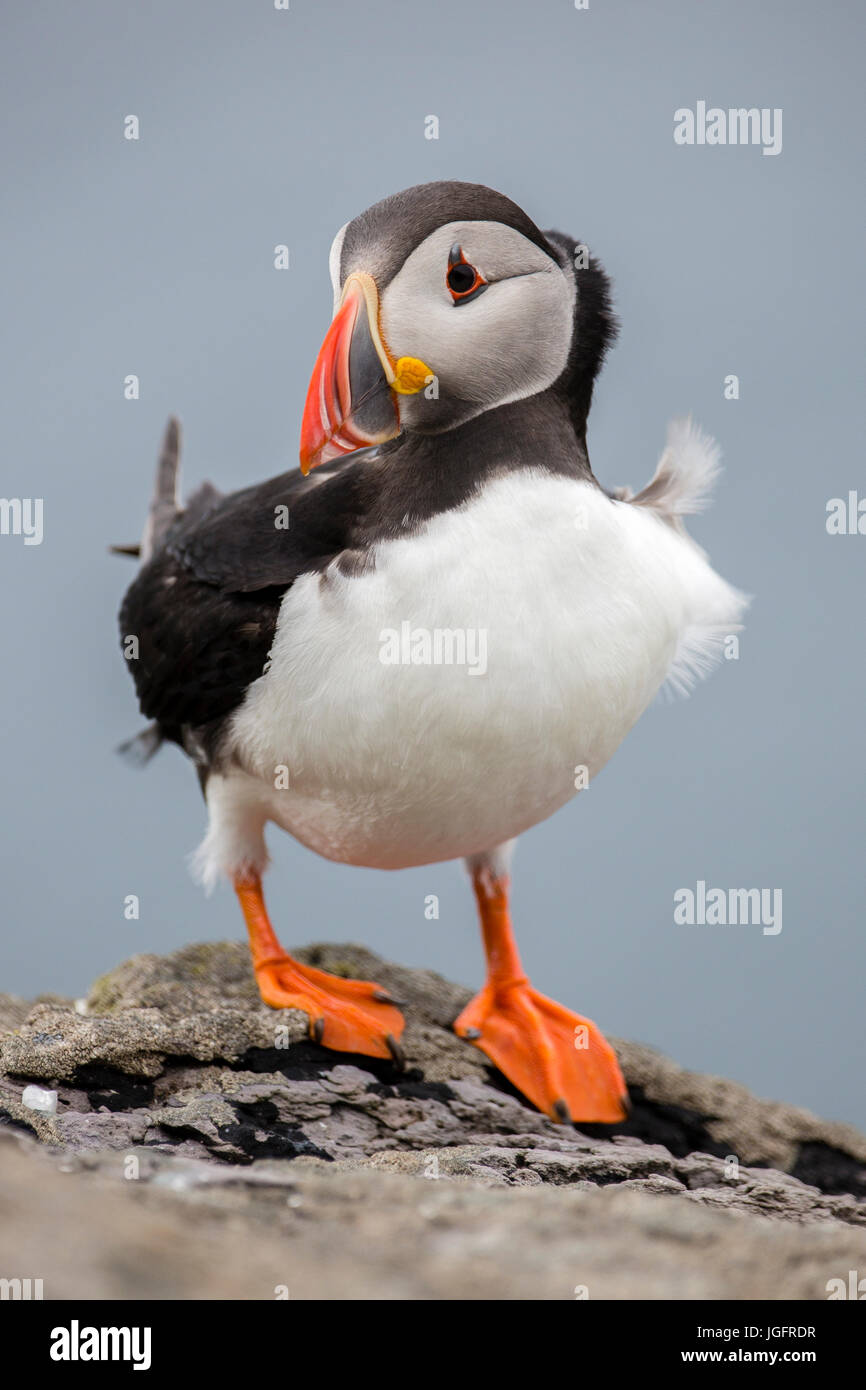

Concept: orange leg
[[235, 874, 405, 1062], [454, 870, 628, 1124]]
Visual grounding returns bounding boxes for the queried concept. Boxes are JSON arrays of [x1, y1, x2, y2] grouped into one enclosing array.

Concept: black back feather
[[543, 229, 618, 450]]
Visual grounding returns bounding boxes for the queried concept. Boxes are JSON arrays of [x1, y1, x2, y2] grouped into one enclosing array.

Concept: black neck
[[360, 388, 597, 537]]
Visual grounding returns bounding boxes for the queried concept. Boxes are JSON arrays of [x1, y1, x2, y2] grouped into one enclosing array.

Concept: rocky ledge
[[1, 941, 864, 1299]]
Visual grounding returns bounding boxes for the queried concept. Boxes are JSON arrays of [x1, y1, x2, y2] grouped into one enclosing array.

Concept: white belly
[[226, 472, 743, 869]]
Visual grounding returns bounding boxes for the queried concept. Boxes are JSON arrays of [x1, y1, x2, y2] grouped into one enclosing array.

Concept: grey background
[[2, 1, 864, 1125]]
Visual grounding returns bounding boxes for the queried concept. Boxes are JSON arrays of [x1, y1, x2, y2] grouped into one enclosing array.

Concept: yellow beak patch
[[391, 356, 434, 395]]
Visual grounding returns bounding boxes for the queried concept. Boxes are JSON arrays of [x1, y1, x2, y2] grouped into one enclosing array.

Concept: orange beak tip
[[298, 273, 404, 473]]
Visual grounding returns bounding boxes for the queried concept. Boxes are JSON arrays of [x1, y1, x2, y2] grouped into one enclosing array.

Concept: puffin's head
[[299, 180, 616, 473]]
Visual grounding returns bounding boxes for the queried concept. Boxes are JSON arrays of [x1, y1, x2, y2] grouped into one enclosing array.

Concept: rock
[[1, 941, 865, 1298], [1, 1126, 864, 1301]]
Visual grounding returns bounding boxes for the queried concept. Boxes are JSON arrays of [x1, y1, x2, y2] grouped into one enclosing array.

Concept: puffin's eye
[[446, 244, 487, 304], [447, 261, 477, 294]]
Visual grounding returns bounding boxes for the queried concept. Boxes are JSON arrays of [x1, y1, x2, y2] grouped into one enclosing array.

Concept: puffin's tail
[[619, 418, 750, 699], [610, 417, 722, 529], [139, 415, 182, 563], [110, 416, 222, 564], [109, 416, 181, 563], [113, 418, 220, 768]]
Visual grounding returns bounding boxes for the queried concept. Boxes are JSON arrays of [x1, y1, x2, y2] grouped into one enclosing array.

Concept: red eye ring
[[446, 244, 487, 304]]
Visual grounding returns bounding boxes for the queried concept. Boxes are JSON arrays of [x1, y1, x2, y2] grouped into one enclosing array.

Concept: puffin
[[118, 180, 746, 1125]]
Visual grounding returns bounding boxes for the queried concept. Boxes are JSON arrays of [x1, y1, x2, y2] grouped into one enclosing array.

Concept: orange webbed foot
[[455, 981, 628, 1124], [234, 874, 405, 1063], [257, 955, 405, 1062]]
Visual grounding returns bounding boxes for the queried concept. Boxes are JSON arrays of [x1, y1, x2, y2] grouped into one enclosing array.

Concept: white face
[[329, 219, 576, 433]]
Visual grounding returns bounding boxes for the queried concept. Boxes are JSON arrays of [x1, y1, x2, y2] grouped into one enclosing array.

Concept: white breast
[[224, 471, 745, 871]]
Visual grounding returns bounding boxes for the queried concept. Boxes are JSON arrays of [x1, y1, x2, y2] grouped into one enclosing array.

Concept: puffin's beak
[[299, 272, 432, 474]]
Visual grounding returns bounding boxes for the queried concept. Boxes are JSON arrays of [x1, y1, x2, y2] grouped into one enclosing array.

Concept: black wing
[[119, 456, 371, 742]]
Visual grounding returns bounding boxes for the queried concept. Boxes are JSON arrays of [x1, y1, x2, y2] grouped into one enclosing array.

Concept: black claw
[[373, 990, 404, 1007], [463, 1027, 482, 1041], [312, 1017, 325, 1045], [385, 1034, 406, 1070], [552, 1098, 572, 1125]]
